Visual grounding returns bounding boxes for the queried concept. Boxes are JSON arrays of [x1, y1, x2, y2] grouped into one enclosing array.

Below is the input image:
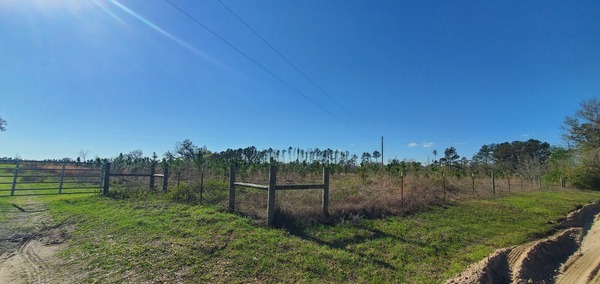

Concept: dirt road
[[446, 202, 600, 284], [556, 212, 600, 283], [0, 199, 67, 284]]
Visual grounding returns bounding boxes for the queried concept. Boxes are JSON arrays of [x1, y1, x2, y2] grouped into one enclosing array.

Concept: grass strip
[[2, 189, 597, 283]]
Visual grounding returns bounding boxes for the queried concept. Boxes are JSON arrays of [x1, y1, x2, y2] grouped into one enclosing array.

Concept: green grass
[[2, 190, 599, 283]]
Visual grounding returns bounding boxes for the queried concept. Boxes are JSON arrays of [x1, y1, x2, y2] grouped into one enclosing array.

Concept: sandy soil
[[0, 200, 68, 284], [446, 202, 600, 284], [556, 213, 600, 283]]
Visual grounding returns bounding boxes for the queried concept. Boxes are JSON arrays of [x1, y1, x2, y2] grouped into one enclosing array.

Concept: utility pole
[[381, 136, 384, 166]]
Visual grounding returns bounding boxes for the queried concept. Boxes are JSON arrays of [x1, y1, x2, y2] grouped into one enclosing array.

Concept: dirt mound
[[556, 202, 600, 230], [445, 248, 512, 284], [445, 201, 600, 284], [556, 213, 600, 283], [512, 228, 582, 283]]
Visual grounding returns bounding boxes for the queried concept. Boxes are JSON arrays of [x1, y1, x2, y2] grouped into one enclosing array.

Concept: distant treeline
[[5, 98, 597, 189], [91, 137, 558, 181]]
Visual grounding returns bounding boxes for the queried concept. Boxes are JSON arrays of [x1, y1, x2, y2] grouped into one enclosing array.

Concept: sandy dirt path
[[556, 213, 600, 283], [0, 199, 67, 284]]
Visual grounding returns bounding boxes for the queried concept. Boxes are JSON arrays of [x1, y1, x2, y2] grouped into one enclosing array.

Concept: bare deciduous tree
[[78, 150, 89, 162]]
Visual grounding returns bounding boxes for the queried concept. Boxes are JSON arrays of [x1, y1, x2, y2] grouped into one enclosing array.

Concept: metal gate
[[0, 160, 102, 196]]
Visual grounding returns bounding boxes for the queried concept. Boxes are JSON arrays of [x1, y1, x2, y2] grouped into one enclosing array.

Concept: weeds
[[143, 170, 573, 227], [30, 190, 600, 283]]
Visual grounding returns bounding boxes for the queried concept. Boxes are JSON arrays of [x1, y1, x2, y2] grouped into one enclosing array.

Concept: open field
[[1, 189, 600, 283]]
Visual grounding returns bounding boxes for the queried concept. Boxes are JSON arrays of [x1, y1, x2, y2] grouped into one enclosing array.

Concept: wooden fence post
[[520, 175, 524, 191], [530, 176, 533, 188], [229, 165, 236, 212], [507, 175, 511, 192], [442, 172, 446, 200], [58, 161, 66, 194], [400, 172, 405, 203], [10, 161, 20, 196], [322, 167, 330, 218], [103, 162, 111, 196], [492, 171, 496, 195], [267, 165, 277, 226], [471, 173, 475, 197], [200, 169, 204, 203], [162, 166, 169, 193], [150, 163, 156, 190]]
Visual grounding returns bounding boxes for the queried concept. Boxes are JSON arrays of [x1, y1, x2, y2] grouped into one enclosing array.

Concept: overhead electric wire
[[215, 0, 359, 122], [163, 0, 356, 130]]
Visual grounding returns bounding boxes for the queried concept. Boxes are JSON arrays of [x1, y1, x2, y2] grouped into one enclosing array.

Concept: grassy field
[[1, 189, 596, 283]]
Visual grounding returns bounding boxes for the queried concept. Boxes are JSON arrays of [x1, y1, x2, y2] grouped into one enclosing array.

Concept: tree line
[[5, 98, 596, 190]]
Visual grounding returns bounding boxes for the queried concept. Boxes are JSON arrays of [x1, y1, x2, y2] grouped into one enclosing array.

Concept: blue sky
[[1, 0, 599, 163]]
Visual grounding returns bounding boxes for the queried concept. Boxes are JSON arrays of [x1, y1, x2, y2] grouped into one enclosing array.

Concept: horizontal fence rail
[[229, 165, 329, 226], [233, 182, 268, 190], [101, 163, 169, 196]]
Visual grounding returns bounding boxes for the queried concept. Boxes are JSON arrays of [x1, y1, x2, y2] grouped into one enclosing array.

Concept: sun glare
[[0, 0, 95, 14], [2, 0, 91, 9]]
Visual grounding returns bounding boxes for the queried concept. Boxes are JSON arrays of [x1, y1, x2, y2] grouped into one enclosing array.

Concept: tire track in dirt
[[512, 228, 582, 283], [19, 237, 51, 284], [0, 198, 66, 284], [556, 213, 600, 283], [446, 202, 600, 284]]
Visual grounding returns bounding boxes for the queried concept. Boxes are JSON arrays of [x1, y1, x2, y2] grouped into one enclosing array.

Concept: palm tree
[[372, 151, 381, 162], [361, 152, 371, 164]]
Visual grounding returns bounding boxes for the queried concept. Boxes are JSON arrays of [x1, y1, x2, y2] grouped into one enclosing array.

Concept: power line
[[162, 0, 355, 129], [215, 0, 359, 122]]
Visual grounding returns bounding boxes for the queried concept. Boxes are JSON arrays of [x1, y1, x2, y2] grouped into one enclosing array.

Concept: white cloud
[[453, 142, 467, 146], [408, 142, 435, 148], [522, 133, 536, 137]]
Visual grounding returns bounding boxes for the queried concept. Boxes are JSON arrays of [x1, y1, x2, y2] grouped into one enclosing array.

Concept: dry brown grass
[[164, 167, 558, 226], [229, 170, 556, 226]]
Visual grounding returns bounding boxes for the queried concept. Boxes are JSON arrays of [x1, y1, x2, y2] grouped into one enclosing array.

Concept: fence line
[[0, 160, 102, 196], [101, 163, 169, 196], [229, 165, 329, 226]]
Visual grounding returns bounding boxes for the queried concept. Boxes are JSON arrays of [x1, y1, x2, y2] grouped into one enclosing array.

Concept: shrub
[[569, 166, 600, 190], [167, 183, 202, 204]]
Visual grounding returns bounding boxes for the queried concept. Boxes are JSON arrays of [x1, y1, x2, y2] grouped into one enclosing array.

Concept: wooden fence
[[229, 165, 329, 226], [102, 163, 169, 196]]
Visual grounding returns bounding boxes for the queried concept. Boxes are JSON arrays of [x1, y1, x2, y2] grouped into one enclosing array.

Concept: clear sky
[[1, 0, 599, 163]]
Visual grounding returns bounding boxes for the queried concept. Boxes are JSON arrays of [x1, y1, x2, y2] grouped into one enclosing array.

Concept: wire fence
[[161, 166, 568, 226]]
